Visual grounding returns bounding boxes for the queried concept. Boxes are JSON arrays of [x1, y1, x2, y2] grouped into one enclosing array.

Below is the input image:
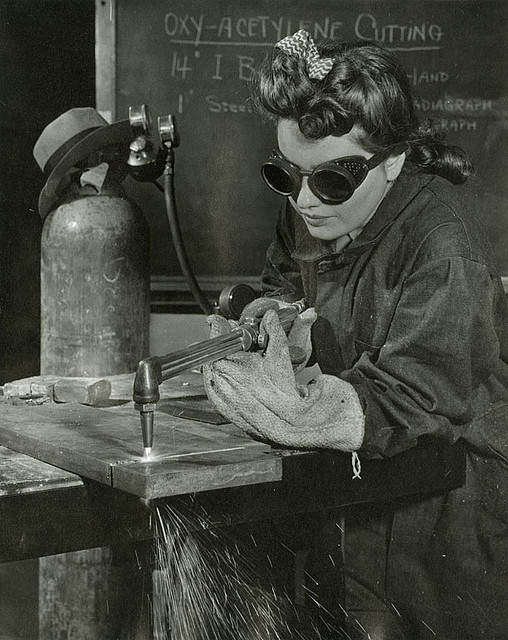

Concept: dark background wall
[[0, 0, 95, 385], [1, 1, 507, 388], [109, 0, 508, 282], [0, 4, 96, 637]]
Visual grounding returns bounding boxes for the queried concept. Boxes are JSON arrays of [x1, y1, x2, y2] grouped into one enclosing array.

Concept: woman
[[204, 31, 508, 639]]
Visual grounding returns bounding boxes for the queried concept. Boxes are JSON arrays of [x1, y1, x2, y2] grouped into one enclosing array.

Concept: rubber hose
[[161, 161, 213, 315]]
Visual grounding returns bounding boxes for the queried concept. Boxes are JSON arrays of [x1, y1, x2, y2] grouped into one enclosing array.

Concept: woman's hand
[[239, 297, 317, 372], [203, 309, 364, 451]]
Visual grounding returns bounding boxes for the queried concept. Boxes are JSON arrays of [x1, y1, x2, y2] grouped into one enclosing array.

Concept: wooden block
[[3, 376, 112, 406], [101, 372, 135, 399], [53, 378, 112, 406], [3, 375, 59, 399]]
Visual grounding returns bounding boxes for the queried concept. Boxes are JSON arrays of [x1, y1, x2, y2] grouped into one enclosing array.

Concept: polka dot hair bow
[[275, 30, 334, 80]]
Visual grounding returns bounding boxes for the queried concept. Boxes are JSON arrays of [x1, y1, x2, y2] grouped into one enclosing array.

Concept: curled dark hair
[[253, 40, 472, 184], [409, 122, 473, 184]]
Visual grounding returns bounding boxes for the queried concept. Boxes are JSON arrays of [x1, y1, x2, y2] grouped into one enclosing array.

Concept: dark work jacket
[[261, 164, 508, 635], [261, 165, 508, 461]]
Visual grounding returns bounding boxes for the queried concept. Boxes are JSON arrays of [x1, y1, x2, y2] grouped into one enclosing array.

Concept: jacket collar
[[291, 166, 436, 263]]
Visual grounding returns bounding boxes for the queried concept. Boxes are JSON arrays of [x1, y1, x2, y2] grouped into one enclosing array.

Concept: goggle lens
[[261, 162, 294, 196], [261, 144, 406, 205], [311, 168, 355, 204]]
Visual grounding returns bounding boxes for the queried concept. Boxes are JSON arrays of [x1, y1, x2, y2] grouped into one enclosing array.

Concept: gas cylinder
[[40, 184, 150, 377]]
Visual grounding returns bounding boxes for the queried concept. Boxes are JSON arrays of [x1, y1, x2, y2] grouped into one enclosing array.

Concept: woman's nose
[[295, 176, 321, 208]]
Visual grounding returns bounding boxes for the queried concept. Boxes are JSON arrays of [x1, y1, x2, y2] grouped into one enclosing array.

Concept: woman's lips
[[300, 214, 330, 227]]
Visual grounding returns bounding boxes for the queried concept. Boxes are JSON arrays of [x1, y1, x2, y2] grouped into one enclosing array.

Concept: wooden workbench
[[0, 370, 467, 639], [0, 371, 466, 563], [0, 371, 284, 500]]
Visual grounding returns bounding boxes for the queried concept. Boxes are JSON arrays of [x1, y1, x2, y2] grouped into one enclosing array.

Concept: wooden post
[[39, 546, 153, 640], [39, 549, 119, 640]]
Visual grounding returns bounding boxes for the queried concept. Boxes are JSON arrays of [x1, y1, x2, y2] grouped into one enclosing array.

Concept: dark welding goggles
[[261, 143, 407, 205]]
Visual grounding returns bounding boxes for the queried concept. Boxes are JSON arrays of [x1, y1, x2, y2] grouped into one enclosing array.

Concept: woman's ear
[[385, 151, 406, 181]]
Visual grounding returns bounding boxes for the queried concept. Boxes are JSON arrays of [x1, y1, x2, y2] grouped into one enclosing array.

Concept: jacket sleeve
[[341, 256, 508, 458]]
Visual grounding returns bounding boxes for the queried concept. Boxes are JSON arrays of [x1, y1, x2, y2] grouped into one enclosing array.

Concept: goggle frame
[[261, 144, 407, 205]]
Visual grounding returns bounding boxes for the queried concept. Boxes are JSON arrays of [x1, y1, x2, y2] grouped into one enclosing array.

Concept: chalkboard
[[96, 0, 508, 291]]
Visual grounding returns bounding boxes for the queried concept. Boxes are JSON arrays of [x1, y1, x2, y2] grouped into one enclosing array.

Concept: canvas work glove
[[239, 297, 316, 372], [203, 309, 365, 451]]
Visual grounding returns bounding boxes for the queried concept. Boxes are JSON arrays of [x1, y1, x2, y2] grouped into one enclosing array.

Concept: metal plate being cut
[[0, 400, 281, 500]]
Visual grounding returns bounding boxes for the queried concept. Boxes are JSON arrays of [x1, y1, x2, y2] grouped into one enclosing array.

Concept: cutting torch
[[133, 299, 306, 457]]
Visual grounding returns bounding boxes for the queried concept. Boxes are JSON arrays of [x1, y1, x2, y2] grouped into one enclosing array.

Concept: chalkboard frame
[[95, 0, 508, 305]]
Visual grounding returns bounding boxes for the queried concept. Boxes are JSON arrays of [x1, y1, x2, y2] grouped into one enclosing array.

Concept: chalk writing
[[170, 52, 193, 79], [407, 68, 449, 87], [168, 54, 458, 89], [355, 14, 443, 49], [161, 9, 454, 94], [169, 50, 262, 82], [433, 119, 478, 132], [413, 94, 496, 134], [414, 97, 493, 114], [163, 12, 445, 52], [163, 5, 491, 143], [212, 54, 223, 80], [206, 95, 256, 114], [238, 56, 256, 81], [164, 13, 345, 45]]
